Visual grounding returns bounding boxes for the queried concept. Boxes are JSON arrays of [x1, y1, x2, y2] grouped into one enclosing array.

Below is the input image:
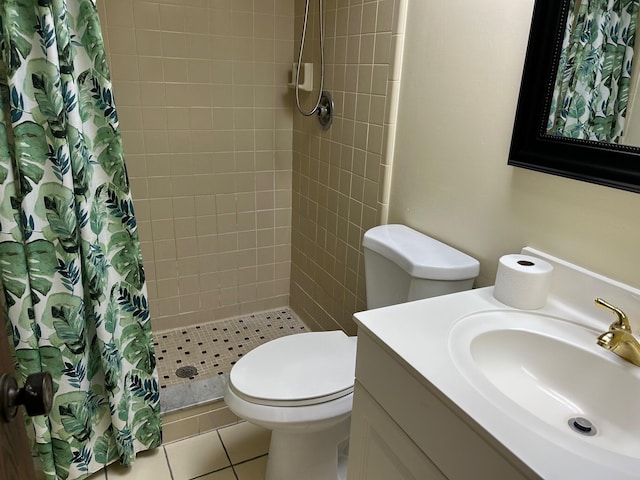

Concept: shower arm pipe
[[295, 0, 325, 116]]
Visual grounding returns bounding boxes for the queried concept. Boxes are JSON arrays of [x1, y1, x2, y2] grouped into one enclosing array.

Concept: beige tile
[[371, 64, 389, 95], [157, 297, 180, 317], [218, 422, 271, 464], [117, 106, 143, 131], [374, 31, 392, 64], [104, 0, 304, 326], [151, 219, 175, 240], [139, 56, 164, 82], [163, 400, 227, 423], [111, 81, 141, 106], [107, 27, 136, 55], [232, 11, 254, 35], [234, 456, 268, 480], [133, 2, 160, 30], [179, 292, 201, 312], [106, 448, 171, 480], [106, 0, 134, 28], [108, 55, 139, 81], [165, 430, 230, 480], [160, 4, 186, 32], [139, 82, 166, 107], [198, 407, 240, 434], [362, 2, 378, 33], [144, 131, 170, 154], [161, 32, 187, 58], [377, 0, 395, 32], [198, 467, 237, 480], [184, 7, 210, 35]]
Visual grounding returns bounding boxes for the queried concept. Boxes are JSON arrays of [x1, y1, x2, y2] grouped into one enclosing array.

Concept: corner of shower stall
[[155, 307, 308, 443]]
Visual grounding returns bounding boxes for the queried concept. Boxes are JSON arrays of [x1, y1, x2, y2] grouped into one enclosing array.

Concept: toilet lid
[[363, 224, 480, 280], [229, 331, 357, 407]]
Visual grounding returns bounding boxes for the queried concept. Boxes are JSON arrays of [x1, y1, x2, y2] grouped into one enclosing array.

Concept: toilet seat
[[228, 331, 357, 407]]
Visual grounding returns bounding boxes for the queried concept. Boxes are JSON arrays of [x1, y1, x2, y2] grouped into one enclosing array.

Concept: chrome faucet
[[595, 298, 640, 367]]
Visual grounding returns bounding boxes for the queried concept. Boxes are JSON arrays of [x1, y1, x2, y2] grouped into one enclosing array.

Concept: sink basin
[[450, 311, 640, 459]]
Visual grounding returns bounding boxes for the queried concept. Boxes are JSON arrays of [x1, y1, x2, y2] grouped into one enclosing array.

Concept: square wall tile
[[290, 0, 408, 333]]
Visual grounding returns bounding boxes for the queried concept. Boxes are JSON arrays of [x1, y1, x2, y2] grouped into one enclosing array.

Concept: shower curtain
[[547, 0, 640, 142], [0, 1, 161, 479]]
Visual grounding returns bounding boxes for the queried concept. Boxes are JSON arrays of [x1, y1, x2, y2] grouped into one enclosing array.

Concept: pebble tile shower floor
[[154, 308, 307, 412]]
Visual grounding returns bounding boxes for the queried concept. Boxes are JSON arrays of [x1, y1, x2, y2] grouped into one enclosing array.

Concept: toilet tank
[[362, 225, 480, 310]]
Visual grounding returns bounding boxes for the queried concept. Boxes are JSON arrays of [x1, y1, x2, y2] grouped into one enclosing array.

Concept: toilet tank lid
[[362, 225, 480, 280]]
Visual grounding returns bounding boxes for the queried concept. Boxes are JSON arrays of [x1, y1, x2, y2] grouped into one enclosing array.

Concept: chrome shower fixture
[[295, 0, 333, 130]]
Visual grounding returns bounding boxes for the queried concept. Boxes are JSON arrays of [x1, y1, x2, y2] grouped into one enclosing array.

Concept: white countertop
[[354, 286, 640, 480]]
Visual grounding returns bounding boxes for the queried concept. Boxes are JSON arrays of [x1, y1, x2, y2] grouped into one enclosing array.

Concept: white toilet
[[224, 224, 480, 480]]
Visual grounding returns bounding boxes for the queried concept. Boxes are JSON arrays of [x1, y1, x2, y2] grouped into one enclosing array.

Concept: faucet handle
[[595, 298, 631, 332]]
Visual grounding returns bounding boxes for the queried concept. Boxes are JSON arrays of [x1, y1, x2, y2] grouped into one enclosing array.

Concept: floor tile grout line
[[230, 453, 269, 468], [93, 426, 269, 479], [216, 429, 240, 480], [163, 445, 175, 480], [188, 466, 237, 480]]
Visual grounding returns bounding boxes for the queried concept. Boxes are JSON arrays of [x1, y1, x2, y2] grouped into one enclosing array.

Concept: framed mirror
[[509, 0, 640, 194]]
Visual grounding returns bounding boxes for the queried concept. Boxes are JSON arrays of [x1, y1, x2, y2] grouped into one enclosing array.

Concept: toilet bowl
[[224, 225, 480, 480], [224, 331, 356, 480]]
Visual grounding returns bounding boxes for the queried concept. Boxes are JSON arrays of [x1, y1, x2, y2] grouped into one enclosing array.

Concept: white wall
[[389, 0, 640, 290]]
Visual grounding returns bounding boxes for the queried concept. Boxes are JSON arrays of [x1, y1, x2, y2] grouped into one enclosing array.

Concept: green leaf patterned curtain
[[547, 0, 640, 142], [0, 1, 161, 479]]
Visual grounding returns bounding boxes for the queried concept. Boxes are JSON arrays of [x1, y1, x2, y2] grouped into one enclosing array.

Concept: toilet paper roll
[[493, 254, 553, 310]]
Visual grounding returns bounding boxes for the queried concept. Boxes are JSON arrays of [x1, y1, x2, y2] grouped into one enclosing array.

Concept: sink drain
[[176, 365, 198, 378], [568, 417, 597, 436]]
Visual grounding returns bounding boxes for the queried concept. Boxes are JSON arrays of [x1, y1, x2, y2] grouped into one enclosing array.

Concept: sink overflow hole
[[568, 417, 597, 436]]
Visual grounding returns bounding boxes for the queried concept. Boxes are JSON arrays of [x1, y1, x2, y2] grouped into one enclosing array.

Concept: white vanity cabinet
[[347, 330, 540, 480]]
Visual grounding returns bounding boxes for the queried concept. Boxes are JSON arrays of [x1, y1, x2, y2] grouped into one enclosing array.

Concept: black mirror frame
[[509, 0, 640, 194]]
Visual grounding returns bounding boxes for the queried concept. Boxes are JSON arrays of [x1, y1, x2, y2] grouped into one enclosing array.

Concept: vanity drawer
[[348, 382, 447, 480], [354, 330, 539, 480]]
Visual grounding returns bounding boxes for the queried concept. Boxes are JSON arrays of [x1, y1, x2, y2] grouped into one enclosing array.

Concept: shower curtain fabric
[[547, 0, 640, 142], [0, 1, 161, 479]]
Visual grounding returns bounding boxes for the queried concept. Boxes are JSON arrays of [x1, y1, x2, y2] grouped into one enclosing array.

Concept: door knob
[[0, 372, 53, 422]]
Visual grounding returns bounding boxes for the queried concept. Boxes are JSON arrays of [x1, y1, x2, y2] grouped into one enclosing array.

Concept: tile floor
[[156, 308, 307, 414], [154, 308, 306, 390], [86, 309, 306, 479], [88, 421, 271, 480]]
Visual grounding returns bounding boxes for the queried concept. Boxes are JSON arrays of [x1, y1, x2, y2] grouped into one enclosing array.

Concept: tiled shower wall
[[97, 1, 295, 331], [290, 0, 407, 333]]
